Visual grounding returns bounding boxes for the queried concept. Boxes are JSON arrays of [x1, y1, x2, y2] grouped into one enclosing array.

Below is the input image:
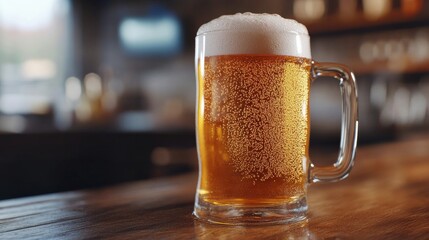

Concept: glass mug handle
[[309, 61, 359, 183]]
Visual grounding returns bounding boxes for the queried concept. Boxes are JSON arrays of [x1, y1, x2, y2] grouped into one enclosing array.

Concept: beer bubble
[[199, 55, 311, 201]]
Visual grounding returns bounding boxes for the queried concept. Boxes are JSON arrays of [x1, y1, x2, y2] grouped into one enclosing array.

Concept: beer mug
[[193, 13, 358, 225]]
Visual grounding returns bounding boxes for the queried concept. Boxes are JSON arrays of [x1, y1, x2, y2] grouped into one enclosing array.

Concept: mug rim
[[196, 29, 310, 37]]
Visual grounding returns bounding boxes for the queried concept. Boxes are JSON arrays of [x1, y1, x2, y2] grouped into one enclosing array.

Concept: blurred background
[[1, 0, 428, 200]]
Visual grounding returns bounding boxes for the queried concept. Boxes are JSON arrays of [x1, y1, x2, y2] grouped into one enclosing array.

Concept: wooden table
[[1, 138, 429, 239]]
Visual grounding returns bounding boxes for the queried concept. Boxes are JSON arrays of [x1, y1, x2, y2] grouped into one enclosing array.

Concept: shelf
[[350, 59, 429, 76], [305, 10, 429, 36]]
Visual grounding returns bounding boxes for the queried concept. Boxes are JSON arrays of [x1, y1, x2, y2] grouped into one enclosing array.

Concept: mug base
[[193, 196, 307, 225]]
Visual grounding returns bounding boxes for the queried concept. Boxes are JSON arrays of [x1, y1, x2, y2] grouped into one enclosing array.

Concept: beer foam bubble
[[197, 13, 311, 58]]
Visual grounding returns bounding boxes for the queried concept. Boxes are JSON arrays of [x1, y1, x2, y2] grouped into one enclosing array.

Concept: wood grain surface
[[1, 137, 429, 239]]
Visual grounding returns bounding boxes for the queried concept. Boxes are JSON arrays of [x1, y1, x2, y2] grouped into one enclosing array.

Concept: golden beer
[[196, 54, 312, 206], [194, 13, 358, 225]]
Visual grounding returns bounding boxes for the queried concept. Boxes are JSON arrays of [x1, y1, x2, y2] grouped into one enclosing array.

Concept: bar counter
[[1, 137, 429, 239]]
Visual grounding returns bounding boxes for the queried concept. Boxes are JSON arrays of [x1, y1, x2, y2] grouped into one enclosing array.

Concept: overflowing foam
[[196, 13, 311, 58]]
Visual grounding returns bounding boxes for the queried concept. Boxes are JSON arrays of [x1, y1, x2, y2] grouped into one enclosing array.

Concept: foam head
[[196, 13, 311, 58]]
